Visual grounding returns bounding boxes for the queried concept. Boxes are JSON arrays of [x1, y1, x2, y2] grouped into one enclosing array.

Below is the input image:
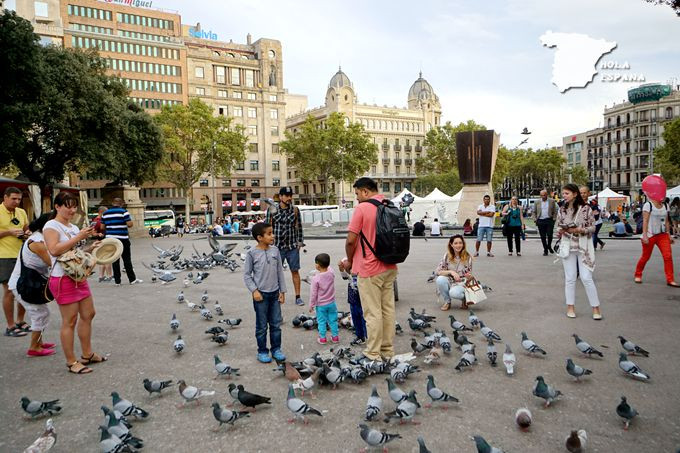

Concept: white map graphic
[[540, 31, 617, 92]]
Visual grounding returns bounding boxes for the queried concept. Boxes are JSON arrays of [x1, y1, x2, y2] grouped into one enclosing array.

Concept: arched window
[[370, 120, 374, 129], [666, 107, 673, 119]]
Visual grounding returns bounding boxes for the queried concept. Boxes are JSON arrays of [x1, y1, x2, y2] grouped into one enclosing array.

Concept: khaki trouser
[[357, 268, 398, 361]]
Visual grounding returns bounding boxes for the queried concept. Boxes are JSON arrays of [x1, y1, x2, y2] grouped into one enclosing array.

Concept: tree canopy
[[154, 98, 248, 218], [279, 112, 377, 203], [654, 116, 680, 184], [0, 11, 162, 191]]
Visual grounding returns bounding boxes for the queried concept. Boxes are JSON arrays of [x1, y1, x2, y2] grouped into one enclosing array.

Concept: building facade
[[285, 68, 441, 206], [183, 26, 287, 215], [4, 0, 64, 46], [587, 84, 680, 197], [562, 131, 587, 171]]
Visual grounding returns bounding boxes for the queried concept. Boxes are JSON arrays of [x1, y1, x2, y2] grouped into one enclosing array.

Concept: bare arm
[[344, 231, 359, 270], [43, 227, 92, 257], [27, 241, 52, 267], [642, 211, 650, 237]]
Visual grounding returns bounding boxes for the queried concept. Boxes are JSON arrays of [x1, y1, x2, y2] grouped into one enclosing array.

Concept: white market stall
[[409, 188, 461, 225], [596, 187, 630, 211], [666, 184, 680, 200]]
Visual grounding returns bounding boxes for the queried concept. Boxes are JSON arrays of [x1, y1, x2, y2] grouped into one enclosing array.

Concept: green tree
[[0, 11, 162, 193], [154, 98, 248, 219], [413, 171, 461, 196], [565, 164, 589, 187], [654, 117, 680, 184], [501, 147, 566, 199], [279, 112, 377, 203]]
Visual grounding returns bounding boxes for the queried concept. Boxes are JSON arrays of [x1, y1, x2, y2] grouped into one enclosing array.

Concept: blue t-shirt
[[101, 207, 131, 239], [614, 222, 626, 235]]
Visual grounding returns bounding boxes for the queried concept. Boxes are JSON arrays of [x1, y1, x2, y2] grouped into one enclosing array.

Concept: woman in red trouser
[[634, 198, 679, 287]]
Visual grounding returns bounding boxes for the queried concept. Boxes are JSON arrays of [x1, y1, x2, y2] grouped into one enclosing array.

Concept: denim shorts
[[279, 247, 300, 271], [477, 226, 493, 242]]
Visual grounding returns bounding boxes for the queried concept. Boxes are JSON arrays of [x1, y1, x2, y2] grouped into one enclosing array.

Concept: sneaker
[[130, 279, 143, 285], [317, 337, 327, 345], [350, 337, 366, 346], [331, 336, 339, 344], [114, 283, 121, 287], [27, 348, 56, 357], [271, 349, 286, 361], [295, 297, 304, 306], [257, 352, 272, 363]]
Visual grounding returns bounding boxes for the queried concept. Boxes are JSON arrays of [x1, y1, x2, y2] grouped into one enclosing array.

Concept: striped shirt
[[101, 207, 131, 239]]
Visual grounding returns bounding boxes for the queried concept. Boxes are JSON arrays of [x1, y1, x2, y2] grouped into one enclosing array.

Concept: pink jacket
[[309, 268, 336, 308]]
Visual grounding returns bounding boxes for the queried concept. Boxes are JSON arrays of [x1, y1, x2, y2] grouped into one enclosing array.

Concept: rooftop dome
[[408, 71, 438, 103], [329, 66, 352, 89]]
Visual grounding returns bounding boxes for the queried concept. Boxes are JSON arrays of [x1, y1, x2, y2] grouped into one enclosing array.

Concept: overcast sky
[[163, 0, 680, 149]]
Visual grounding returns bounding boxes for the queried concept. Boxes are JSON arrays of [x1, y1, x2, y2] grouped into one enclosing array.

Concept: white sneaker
[[130, 279, 143, 285]]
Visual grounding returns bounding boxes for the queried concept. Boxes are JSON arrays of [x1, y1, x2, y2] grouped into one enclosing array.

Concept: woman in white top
[[8, 213, 54, 356], [44, 192, 104, 374], [634, 197, 678, 286]]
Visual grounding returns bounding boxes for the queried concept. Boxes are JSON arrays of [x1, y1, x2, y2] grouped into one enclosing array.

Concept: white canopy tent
[[391, 188, 422, 204], [596, 187, 630, 210], [409, 188, 462, 225], [667, 184, 680, 200]]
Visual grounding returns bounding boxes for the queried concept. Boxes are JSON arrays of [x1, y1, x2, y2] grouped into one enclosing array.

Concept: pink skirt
[[49, 276, 91, 305]]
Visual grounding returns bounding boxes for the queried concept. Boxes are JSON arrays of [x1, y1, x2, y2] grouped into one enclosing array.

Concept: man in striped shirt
[[102, 198, 142, 286]]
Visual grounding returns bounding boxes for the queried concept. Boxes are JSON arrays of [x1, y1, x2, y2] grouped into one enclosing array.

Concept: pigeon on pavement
[[213, 355, 240, 378], [503, 344, 516, 375], [285, 383, 322, 424], [97, 427, 132, 453], [572, 334, 603, 357], [100, 406, 131, 429], [173, 335, 185, 353], [111, 392, 149, 419], [565, 429, 587, 452], [218, 318, 242, 327], [566, 359, 592, 381], [177, 380, 215, 406], [455, 347, 477, 372], [479, 321, 502, 342], [515, 408, 532, 431], [211, 402, 249, 429], [237, 385, 271, 411], [449, 314, 472, 332], [616, 396, 638, 430], [358, 424, 401, 452], [468, 310, 480, 328], [176, 291, 185, 303], [293, 367, 322, 398], [417, 436, 432, 453], [365, 384, 382, 421], [521, 331, 547, 355], [214, 301, 223, 316], [383, 390, 420, 424], [169, 314, 179, 331], [20, 398, 61, 418], [142, 379, 173, 396], [472, 435, 505, 453], [385, 377, 407, 403], [284, 361, 302, 382], [618, 336, 649, 357], [532, 376, 562, 408], [486, 338, 497, 366], [102, 414, 143, 449], [618, 352, 650, 381], [411, 337, 431, 355], [23, 418, 56, 453], [426, 374, 459, 408], [227, 383, 240, 407]]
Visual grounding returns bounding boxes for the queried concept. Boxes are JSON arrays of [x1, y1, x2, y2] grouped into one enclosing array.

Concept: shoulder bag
[[16, 242, 53, 304], [463, 275, 487, 305]]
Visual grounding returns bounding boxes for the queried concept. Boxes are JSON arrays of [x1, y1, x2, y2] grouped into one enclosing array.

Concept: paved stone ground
[[1, 235, 679, 452]]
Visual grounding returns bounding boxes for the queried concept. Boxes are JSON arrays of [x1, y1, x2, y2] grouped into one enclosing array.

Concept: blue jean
[[477, 226, 493, 242], [435, 276, 465, 303], [252, 291, 282, 354], [315, 301, 339, 338], [348, 281, 367, 339], [279, 248, 301, 271]]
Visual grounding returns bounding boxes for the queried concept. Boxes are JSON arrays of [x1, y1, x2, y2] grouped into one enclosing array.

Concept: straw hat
[[92, 237, 123, 265]]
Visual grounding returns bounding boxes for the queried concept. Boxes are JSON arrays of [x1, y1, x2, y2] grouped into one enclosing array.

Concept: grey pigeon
[[618, 336, 649, 357], [211, 402, 249, 429], [111, 392, 149, 419], [173, 335, 185, 353], [286, 384, 322, 424], [426, 374, 459, 407], [20, 398, 61, 418], [417, 436, 432, 453], [142, 378, 173, 396], [468, 309, 480, 328], [472, 434, 505, 453], [461, 338, 475, 354], [385, 377, 407, 403], [572, 334, 603, 357], [503, 344, 516, 375], [211, 332, 229, 345], [214, 355, 240, 377], [169, 313, 179, 331], [455, 346, 477, 371], [176, 291, 185, 303], [521, 331, 546, 355], [358, 424, 401, 450], [102, 413, 143, 449], [199, 304, 213, 320], [532, 376, 562, 407], [395, 321, 403, 335], [177, 380, 215, 406], [515, 408, 532, 431], [100, 406, 131, 429], [565, 429, 587, 452], [411, 337, 431, 355], [365, 384, 382, 421], [486, 338, 497, 366], [186, 301, 198, 311], [408, 317, 430, 332], [565, 359, 592, 381], [439, 334, 452, 353], [449, 314, 472, 332], [452, 330, 469, 347], [322, 363, 344, 389], [616, 396, 638, 430], [218, 318, 242, 327], [227, 383, 240, 407], [214, 301, 223, 316], [479, 321, 502, 342], [23, 418, 56, 453], [390, 367, 406, 383], [383, 390, 420, 424], [98, 426, 133, 453], [618, 352, 650, 380], [201, 290, 209, 303]]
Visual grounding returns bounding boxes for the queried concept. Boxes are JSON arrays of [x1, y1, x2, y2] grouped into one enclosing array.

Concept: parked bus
[[144, 210, 176, 229]]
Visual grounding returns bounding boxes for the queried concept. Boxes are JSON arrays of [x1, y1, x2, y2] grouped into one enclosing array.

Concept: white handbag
[[463, 276, 487, 305]]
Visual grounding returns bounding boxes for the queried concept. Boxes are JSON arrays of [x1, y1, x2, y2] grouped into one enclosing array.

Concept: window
[[251, 179, 260, 187], [250, 160, 259, 171], [222, 180, 230, 186], [218, 90, 227, 98], [406, 167, 411, 175], [245, 70, 254, 87], [218, 106, 226, 116], [382, 182, 390, 193], [270, 109, 278, 119], [233, 106, 243, 117], [195, 87, 205, 95], [199, 179, 209, 187], [269, 94, 277, 102], [272, 160, 280, 171], [34, 1, 48, 17], [247, 125, 257, 136], [383, 165, 388, 174], [236, 179, 246, 187], [230, 67, 240, 85], [215, 66, 225, 84], [273, 178, 280, 187], [247, 108, 257, 118], [270, 126, 279, 136], [195, 66, 204, 78], [247, 92, 256, 100], [249, 143, 258, 153], [394, 182, 402, 192], [232, 91, 242, 99], [236, 161, 245, 170]]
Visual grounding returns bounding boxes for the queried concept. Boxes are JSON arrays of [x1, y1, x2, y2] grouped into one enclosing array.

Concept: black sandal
[[81, 352, 108, 365], [67, 361, 93, 374], [4, 326, 28, 337], [15, 322, 31, 332]]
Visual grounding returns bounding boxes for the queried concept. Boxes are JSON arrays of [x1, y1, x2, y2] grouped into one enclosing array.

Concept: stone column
[[100, 185, 147, 238]]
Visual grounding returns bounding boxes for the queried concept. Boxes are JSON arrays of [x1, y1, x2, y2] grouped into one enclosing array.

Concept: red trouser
[[634, 233, 675, 283]]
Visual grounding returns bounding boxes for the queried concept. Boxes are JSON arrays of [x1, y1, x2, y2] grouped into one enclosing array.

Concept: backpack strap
[[358, 199, 382, 258]]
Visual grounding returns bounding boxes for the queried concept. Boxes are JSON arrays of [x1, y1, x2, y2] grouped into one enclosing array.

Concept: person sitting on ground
[[309, 253, 339, 345], [412, 219, 426, 236], [472, 218, 479, 237], [462, 219, 474, 236], [430, 218, 442, 237], [609, 218, 632, 237], [212, 222, 224, 237], [435, 234, 472, 311]]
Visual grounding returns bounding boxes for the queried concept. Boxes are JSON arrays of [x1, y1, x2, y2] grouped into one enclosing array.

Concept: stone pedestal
[[100, 185, 147, 238], [456, 184, 495, 226]]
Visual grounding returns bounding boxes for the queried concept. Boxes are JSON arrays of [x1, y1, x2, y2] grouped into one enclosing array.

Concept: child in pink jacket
[[309, 253, 339, 344]]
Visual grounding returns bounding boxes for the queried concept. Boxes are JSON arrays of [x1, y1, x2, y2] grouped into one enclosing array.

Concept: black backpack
[[359, 199, 410, 264]]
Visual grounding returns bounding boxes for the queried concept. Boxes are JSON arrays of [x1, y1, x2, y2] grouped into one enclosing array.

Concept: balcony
[[415, 145, 423, 152], [394, 158, 402, 165], [394, 145, 402, 151], [615, 137, 622, 143], [624, 148, 631, 154], [382, 158, 391, 164], [622, 165, 631, 170], [624, 135, 632, 141], [382, 144, 390, 151], [637, 162, 649, 169], [404, 145, 412, 151], [604, 140, 612, 145], [405, 158, 413, 165], [638, 117, 649, 123], [639, 132, 649, 138]]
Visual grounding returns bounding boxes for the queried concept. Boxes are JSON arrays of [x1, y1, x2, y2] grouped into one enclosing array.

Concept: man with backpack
[[341, 177, 409, 363]]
